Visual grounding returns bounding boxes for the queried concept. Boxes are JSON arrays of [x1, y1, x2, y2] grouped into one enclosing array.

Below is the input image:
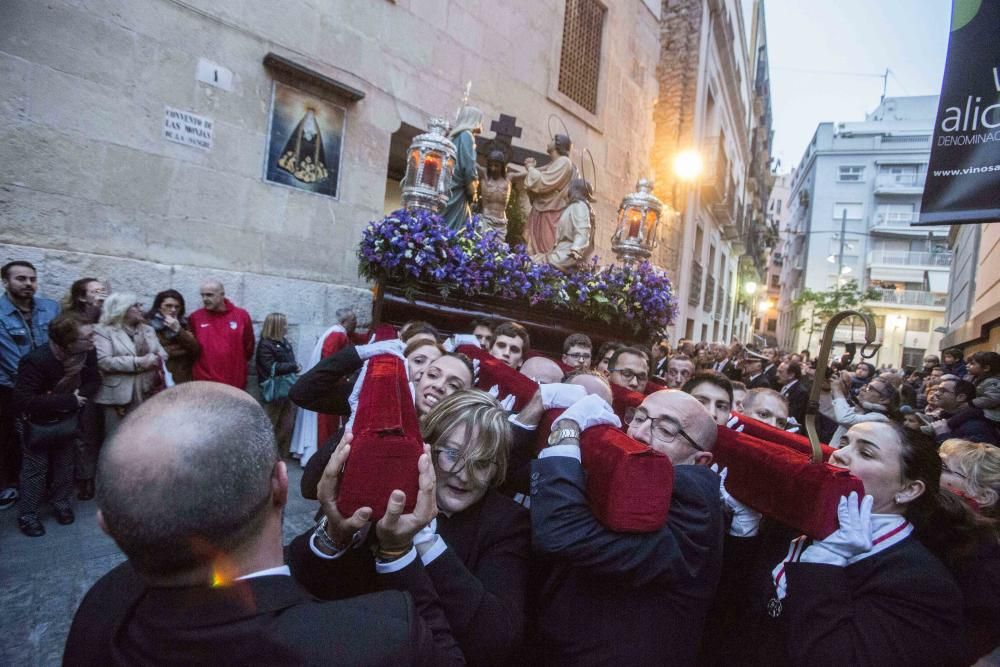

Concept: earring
[[894, 494, 903, 504]]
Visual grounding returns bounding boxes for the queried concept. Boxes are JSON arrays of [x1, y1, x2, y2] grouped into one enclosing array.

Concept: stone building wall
[[1, 0, 661, 366]]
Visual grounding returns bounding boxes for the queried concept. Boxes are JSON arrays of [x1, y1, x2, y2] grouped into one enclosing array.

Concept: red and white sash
[[771, 515, 913, 600]]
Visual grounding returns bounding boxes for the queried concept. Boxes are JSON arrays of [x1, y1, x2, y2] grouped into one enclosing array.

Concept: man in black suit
[[530, 390, 724, 666], [762, 347, 781, 390], [742, 353, 771, 390], [777, 360, 808, 427], [710, 343, 742, 382], [64, 382, 463, 666]]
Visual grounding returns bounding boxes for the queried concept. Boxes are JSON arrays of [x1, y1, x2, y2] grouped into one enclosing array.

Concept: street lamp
[[673, 149, 704, 182], [745, 281, 758, 296]]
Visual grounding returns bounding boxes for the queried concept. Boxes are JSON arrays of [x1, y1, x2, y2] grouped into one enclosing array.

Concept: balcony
[[867, 251, 953, 267], [868, 288, 947, 308], [704, 274, 716, 312], [701, 136, 730, 207], [868, 211, 944, 235], [873, 172, 925, 195]]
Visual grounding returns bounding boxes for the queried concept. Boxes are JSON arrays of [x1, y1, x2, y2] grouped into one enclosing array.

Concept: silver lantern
[[611, 178, 664, 265], [400, 117, 457, 214]]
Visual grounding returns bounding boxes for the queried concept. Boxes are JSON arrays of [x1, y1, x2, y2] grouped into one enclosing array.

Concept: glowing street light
[[758, 299, 774, 313], [744, 281, 758, 296], [673, 149, 704, 182]]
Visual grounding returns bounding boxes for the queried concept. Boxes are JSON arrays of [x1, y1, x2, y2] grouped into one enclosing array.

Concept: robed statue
[[442, 106, 483, 231], [508, 134, 577, 255], [532, 178, 595, 272]]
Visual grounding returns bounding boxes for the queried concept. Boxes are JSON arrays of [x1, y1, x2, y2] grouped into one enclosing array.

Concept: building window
[[902, 347, 925, 369], [907, 318, 930, 333], [767, 318, 777, 333], [770, 274, 780, 288], [558, 0, 606, 114], [838, 166, 865, 182], [833, 202, 864, 220]]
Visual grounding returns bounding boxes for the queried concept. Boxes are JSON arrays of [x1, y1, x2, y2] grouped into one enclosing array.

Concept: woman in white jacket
[[94, 292, 168, 438]]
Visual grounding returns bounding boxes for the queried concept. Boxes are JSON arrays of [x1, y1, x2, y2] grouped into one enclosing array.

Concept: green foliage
[[792, 279, 881, 336]]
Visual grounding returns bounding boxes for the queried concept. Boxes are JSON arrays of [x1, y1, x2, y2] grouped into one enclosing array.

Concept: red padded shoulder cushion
[[457, 344, 538, 412], [733, 415, 837, 460], [610, 382, 646, 424], [337, 352, 423, 521], [538, 408, 673, 533], [713, 426, 864, 540]]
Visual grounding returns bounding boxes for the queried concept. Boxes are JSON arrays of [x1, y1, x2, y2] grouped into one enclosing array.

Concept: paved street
[[0, 462, 319, 666]]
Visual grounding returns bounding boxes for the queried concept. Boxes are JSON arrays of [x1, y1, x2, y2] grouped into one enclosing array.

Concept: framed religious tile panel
[[264, 81, 346, 199]]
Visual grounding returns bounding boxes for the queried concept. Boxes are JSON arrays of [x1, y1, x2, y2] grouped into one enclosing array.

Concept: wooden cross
[[475, 112, 549, 167]]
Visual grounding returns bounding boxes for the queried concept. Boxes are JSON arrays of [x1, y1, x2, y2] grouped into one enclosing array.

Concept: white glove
[[487, 384, 501, 398], [356, 339, 405, 361], [711, 464, 761, 537], [499, 393, 516, 411], [800, 492, 874, 566], [554, 394, 621, 432], [412, 518, 437, 546], [540, 383, 587, 410], [725, 414, 746, 432], [443, 334, 479, 352]]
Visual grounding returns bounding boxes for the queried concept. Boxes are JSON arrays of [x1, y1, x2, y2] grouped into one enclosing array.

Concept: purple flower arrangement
[[358, 209, 677, 334]]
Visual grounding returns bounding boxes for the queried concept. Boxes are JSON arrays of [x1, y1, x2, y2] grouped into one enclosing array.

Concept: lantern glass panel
[[406, 149, 420, 186], [626, 208, 643, 239], [421, 154, 442, 188]]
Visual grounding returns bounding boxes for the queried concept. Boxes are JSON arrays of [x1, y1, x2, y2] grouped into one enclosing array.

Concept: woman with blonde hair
[[255, 312, 300, 457], [294, 388, 530, 666], [94, 292, 167, 438], [938, 438, 1000, 661]]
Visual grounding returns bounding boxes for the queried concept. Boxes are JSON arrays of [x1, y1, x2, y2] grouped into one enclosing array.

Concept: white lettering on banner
[[162, 106, 214, 151]]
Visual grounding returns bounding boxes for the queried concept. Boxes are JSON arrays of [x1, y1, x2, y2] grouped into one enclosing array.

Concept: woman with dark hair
[[146, 289, 200, 385], [291, 388, 529, 666], [61, 277, 106, 323], [706, 421, 972, 666], [13, 312, 99, 536]]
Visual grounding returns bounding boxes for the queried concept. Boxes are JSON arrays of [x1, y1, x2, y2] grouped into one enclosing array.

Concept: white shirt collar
[[236, 565, 291, 581]]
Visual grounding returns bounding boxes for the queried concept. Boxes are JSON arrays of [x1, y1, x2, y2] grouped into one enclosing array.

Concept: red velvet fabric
[[610, 383, 646, 425], [538, 408, 673, 532], [732, 414, 837, 460], [713, 426, 865, 540], [457, 344, 539, 412], [336, 353, 423, 521]]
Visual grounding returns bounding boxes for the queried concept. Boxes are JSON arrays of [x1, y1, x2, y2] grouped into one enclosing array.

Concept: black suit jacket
[[289, 345, 363, 416], [764, 364, 779, 390], [781, 380, 808, 426], [290, 491, 530, 666], [715, 359, 742, 382], [703, 519, 968, 667], [63, 559, 464, 666], [746, 373, 772, 390], [530, 456, 724, 666]]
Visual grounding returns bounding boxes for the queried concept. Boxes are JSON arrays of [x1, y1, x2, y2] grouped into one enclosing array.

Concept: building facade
[[941, 223, 1000, 355], [778, 96, 951, 366], [651, 0, 773, 344], [754, 170, 790, 346], [1, 0, 662, 356]]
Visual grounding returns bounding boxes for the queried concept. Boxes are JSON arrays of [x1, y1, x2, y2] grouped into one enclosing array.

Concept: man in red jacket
[[188, 280, 254, 389]]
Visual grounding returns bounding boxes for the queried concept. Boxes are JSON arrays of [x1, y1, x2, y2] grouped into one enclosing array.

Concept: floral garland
[[358, 209, 677, 335]]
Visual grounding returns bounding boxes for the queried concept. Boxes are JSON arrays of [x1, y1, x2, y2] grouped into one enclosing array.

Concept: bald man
[[531, 389, 723, 666], [65, 383, 462, 666], [188, 279, 254, 388], [520, 356, 565, 384]]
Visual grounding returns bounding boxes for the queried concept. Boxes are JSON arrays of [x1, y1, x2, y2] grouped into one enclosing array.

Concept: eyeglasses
[[624, 408, 704, 452], [609, 368, 649, 384], [860, 382, 894, 399], [433, 447, 496, 479], [565, 352, 592, 361]]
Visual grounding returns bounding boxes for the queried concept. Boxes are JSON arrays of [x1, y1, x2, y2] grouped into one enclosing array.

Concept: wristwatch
[[548, 424, 581, 446]]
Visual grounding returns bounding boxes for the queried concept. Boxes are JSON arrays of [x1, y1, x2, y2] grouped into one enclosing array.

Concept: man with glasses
[[530, 389, 723, 664], [561, 333, 592, 371], [928, 378, 1000, 445], [606, 346, 650, 392]]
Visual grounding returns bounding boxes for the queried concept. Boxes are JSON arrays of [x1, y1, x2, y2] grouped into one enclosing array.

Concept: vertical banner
[[916, 0, 1000, 226]]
